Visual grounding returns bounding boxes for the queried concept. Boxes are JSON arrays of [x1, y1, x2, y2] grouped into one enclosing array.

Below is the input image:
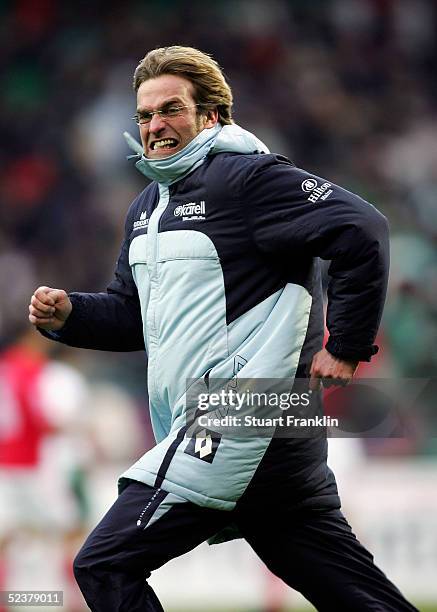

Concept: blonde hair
[[133, 46, 233, 125]]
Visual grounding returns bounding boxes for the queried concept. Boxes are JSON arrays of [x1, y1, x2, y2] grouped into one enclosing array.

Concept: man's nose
[[149, 112, 166, 133]]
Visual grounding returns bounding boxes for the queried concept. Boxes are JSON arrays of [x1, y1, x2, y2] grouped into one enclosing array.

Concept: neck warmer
[[123, 123, 270, 186]]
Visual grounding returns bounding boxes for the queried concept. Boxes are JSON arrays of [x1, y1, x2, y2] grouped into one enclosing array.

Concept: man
[[29, 46, 416, 611], [0, 324, 91, 609]]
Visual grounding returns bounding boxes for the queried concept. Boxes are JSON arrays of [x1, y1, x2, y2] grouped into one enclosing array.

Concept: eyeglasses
[[132, 104, 204, 125]]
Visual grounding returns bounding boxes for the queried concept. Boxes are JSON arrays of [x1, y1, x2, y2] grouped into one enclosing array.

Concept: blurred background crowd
[[1, 0, 437, 610]]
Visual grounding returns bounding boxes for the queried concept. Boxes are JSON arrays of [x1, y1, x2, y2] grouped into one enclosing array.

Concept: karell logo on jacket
[[133, 210, 149, 231], [174, 200, 206, 222]]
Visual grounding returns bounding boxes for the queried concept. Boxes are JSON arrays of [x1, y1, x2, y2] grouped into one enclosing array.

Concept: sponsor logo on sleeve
[[301, 178, 333, 203], [301, 178, 318, 192]]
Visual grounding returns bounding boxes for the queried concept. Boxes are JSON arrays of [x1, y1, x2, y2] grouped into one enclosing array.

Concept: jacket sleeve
[[39, 207, 145, 352], [243, 155, 389, 362]]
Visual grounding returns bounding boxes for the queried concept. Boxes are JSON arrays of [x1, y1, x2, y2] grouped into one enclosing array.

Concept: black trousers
[[73, 481, 417, 612]]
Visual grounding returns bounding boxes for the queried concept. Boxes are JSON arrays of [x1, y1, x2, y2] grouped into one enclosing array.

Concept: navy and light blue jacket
[[44, 125, 389, 511]]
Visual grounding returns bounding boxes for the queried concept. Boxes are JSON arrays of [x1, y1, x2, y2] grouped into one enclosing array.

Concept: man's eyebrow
[[136, 98, 185, 113]]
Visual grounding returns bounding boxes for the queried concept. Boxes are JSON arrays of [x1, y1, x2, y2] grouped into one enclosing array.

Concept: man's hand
[[29, 286, 72, 331], [309, 348, 358, 391]]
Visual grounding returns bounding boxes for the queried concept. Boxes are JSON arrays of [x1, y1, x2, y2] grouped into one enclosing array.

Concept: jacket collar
[[124, 123, 269, 186]]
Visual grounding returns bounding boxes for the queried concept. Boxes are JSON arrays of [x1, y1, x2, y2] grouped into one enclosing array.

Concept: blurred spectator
[[0, 326, 92, 610]]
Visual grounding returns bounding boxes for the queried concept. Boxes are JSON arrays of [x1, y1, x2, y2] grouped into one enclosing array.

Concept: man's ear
[[203, 107, 219, 128]]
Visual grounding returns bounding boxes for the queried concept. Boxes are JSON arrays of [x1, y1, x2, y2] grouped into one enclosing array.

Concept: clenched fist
[[29, 286, 72, 331], [309, 348, 358, 391]]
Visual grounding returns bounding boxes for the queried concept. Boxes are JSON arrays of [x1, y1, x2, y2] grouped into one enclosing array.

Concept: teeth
[[153, 139, 177, 149]]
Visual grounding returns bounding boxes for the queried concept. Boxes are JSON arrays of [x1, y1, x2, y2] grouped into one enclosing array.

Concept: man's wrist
[[325, 336, 378, 363]]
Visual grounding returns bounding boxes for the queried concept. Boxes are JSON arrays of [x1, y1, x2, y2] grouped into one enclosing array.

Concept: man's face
[[136, 74, 218, 159]]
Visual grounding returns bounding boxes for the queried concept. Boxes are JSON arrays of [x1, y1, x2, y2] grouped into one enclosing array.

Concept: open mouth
[[150, 138, 179, 151]]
